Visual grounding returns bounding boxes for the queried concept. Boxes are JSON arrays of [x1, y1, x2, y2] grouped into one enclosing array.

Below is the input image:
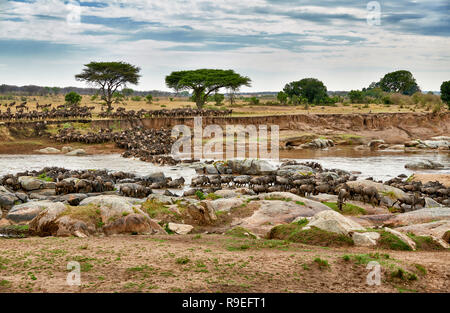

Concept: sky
[[0, 0, 448, 92]]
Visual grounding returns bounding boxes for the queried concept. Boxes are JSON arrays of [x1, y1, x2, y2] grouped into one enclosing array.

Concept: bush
[[131, 96, 142, 101], [145, 94, 153, 103], [65, 92, 82, 106]]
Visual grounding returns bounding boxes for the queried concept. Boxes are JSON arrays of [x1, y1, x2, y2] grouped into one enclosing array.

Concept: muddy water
[[0, 149, 448, 184]]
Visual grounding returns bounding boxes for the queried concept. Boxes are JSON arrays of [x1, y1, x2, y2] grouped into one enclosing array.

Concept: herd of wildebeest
[[0, 101, 232, 121], [1, 159, 448, 212]]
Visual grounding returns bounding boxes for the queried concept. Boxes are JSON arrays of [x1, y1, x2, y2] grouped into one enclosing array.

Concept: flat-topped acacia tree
[[75, 61, 141, 112], [165, 69, 251, 109]]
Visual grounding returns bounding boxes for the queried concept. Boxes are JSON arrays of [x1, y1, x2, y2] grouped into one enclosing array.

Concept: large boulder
[[300, 138, 334, 149], [7, 201, 66, 223], [18, 176, 44, 191], [103, 214, 166, 236], [187, 203, 217, 225], [346, 180, 407, 200], [0, 188, 19, 210], [405, 160, 444, 170], [66, 149, 86, 156], [239, 195, 330, 234], [36, 147, 60, 154], [226, 159, 277, 175], [384, 207, 450, 227], [214, 190, 238, 199], [205, 198, 244, 212], [277, 165, 314, 177], [79, 195, 141, 222], [352, 232, 380, 247], [143, 172, 166, 184], [168, 223, 194, 235], [395, 220, 450, 245], [304, 210, 365, 235]]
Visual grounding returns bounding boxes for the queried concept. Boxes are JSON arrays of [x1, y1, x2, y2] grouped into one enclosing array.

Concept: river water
[[0, 148, 448, 183]]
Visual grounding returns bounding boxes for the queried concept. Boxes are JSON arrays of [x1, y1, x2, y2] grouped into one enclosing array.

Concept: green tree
[[145, 94, 153, 104], [75, 61, 141, 112], [277, 91, 288, 105], [165, 69, 251, 109], [122, 88, 134, 98], [211, 93, 225, 106], [64, 92, 82, 107], [348, 90, 365, 103], [378, 70, 420, 95], [441, 81, 450, 109], [283, 78, 328, 104]]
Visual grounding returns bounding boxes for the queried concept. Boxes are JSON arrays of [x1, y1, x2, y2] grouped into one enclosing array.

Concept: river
[[0, 148, 448, 183]]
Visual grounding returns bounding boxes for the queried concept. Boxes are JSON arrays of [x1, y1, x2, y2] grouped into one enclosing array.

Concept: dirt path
[[0, 235, 448, 293]]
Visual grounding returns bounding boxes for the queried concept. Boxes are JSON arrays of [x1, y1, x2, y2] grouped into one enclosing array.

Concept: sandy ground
[[0, 234, 448, 293], [412, 174, 450, 188]]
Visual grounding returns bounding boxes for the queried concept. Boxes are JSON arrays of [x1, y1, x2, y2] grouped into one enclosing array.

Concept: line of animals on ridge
[[0, 102, 232, 121]]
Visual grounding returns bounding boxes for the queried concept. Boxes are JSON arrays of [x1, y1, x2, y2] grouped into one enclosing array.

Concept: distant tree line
[[0, 84, 175, 97]]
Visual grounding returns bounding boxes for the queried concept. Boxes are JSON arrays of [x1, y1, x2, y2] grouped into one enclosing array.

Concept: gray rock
[[424, 197, 442, 208], [36, 147, 60, 154], [352, 232, 380, 246], [18, 176, 44, 191], [395, 220, 450, 248], [205, 198, 244, 212], [66, 149, 86, 156], [405, 159, 444, 170], [304, 210, 365, 235], [0, 191, 19, 210], [346, 180, 407, 200], [168, 223, 194, 235], [60, 193, 88, 206], [205, 165, 219, 174], [384, 207, 450, 227], [7, 201, 66, 223], [214, 190, 238, 199], [61, 146, 74, 153], [143, 172, 166, 184]]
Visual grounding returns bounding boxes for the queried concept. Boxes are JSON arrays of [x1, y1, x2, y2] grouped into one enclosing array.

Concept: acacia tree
[[165, 69, 251, 109], [379, 70, 420, 95], [75, 61, 141, 111]]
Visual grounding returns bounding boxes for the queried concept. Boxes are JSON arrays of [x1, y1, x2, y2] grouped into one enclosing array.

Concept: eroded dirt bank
[[105, 112, 450, 143]]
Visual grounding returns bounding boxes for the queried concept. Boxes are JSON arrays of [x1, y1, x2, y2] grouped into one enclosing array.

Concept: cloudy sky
[[0, 0, 448, 91]]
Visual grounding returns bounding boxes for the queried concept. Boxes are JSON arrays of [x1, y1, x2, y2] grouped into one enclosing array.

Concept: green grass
[[414, 264, 427, 276], [37, 173, 53, 182], [176, 257, 191, 265], [195, 190, 206, 200], [268, 224, 354, 247], [58, 204, 102, 228], [407, 233, 445, 251], [295, 201, 305, 206], [142, 199, 180, 220], [206, 193, 222, 200], [225, 227, 257, 239], [0, 280, 11, 288], [371, 230, 413, 251], [313, 258, 330, 270], [390, 268, 417, 281], [323, 202, 366, 215]]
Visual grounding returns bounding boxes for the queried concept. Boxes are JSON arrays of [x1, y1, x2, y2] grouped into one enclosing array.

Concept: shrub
[[65, 92, 82, 106]]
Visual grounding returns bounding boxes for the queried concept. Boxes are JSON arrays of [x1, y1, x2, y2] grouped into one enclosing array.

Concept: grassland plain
[[0, 234, 448, 293]]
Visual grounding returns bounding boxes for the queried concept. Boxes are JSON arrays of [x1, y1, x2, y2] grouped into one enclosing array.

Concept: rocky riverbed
[[0, 157, 448, 293]]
